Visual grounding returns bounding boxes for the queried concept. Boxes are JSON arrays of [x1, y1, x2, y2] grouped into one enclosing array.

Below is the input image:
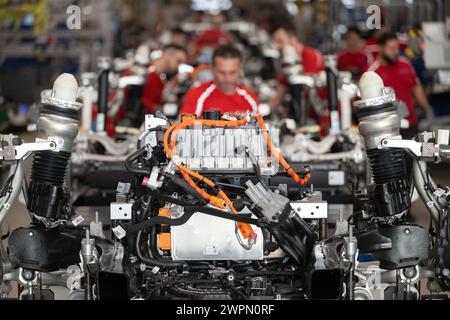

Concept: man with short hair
[[269, 22, 324, 110], [141, 44, 188, 113], [169, 27, 190, 48], [337, 26, 373, 79], [180, 45, 258, 117], [272, 22, 324, 75], [367, 32, 434, 136]]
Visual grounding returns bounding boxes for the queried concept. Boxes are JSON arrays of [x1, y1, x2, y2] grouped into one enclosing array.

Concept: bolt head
[[404, 268, 415, 278], [443, 268, 450, 277], [22, 270, 34, 281], [404, 228, 410, 234]]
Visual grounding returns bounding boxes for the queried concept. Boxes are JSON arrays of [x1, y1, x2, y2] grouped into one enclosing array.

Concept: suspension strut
[[354, 71, 411, 217], [27, 74, 82, 221]]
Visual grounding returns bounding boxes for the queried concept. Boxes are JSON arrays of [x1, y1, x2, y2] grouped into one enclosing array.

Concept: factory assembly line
[[0, 69, 450, 300], [1, 1, 450, 306]]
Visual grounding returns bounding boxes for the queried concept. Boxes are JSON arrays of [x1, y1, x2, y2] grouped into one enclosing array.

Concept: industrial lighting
[[285, 2, 299, 16], [341, 0, 356, 9], [191, 0, 233, 12]]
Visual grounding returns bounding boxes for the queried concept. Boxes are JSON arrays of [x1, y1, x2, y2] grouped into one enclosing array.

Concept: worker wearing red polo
[[337, 26, 373, 80], [367, 32, 434, 137], [180, 45, 258, 117], [141, 44, 188, 113], [268, 22, 325, 110]]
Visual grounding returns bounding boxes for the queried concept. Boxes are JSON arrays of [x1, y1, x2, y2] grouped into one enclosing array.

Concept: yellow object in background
[[0, 0, 48, 34]]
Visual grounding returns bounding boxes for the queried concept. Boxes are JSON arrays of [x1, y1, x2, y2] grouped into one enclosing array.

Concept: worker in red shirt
[[141, 44, 188, 114], [337, 26, 373, 80], [195, 14, 232, 50], [180, 45, 258, 117], [365, 28, 384, 60], [268, 22, 324, 111], [367, 32, 434, 137]]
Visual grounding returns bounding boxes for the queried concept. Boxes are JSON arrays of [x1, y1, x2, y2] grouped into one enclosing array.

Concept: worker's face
[[346, 32, 361, 50], [172, 33, 188, 47], [272, 29, 295, 52], [164, 50, 187, 79], [212, 57, 241, 94], [211, 14, 225, 28], [381, 39, 400, 65]]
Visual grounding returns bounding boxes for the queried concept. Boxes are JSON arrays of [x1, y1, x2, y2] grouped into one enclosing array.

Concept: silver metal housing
[[170, 207, 264, 261], [36, 113, 80, 153], [358, 110, 401, 150], [175, 123, 279, 174], [353, 87, 396, 110]]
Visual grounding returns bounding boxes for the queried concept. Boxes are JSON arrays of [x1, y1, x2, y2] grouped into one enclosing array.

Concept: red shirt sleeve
[[301, 47, 324, 74], [314, 49, 325, 73], [316, 51, 325, 72], [141, 71, 164, 113], [179, 87, 200, 116]]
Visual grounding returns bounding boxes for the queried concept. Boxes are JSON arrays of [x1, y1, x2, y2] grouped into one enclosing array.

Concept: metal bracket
[[379, 137, 423, 157], [145, 114, 167, 131], [110, 203, 133, 220], [290, 201, 328, 219], [0, 140, 56, 161]]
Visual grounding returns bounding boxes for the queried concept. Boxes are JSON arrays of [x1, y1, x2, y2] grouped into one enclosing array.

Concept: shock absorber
[[354, 72, 411, 217], [27, 74, 81, 222]]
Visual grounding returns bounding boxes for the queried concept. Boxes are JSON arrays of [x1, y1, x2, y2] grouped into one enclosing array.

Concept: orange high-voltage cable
[[163, 116, 255, 240], [163, 114, 311, 239], [254, 114, 311, 186]]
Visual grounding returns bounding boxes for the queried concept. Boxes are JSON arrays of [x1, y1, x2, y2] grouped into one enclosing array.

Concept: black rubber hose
[[126, 205, 262, 235], [280, 217, 309, 250], [144, 189, 199, 207], [184, 206, 261, 226], [162, 173, 207, 205], [277, 225, 307, 260], [281, 232, 307, 264], [270, 227, 302, 265], [279, 216, 298, 235], [135, 230, 185, 268], [128, 205, 262, 235], [272, 219, 308, 266], [291, 214, 315, 248], [149, 225, 163, 260], [215, 182, 247, 194], [125, 147, 151, 175], [279, 218, 308, 251], [127, 211, 195, 235], [187, 264, 216, 271]]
